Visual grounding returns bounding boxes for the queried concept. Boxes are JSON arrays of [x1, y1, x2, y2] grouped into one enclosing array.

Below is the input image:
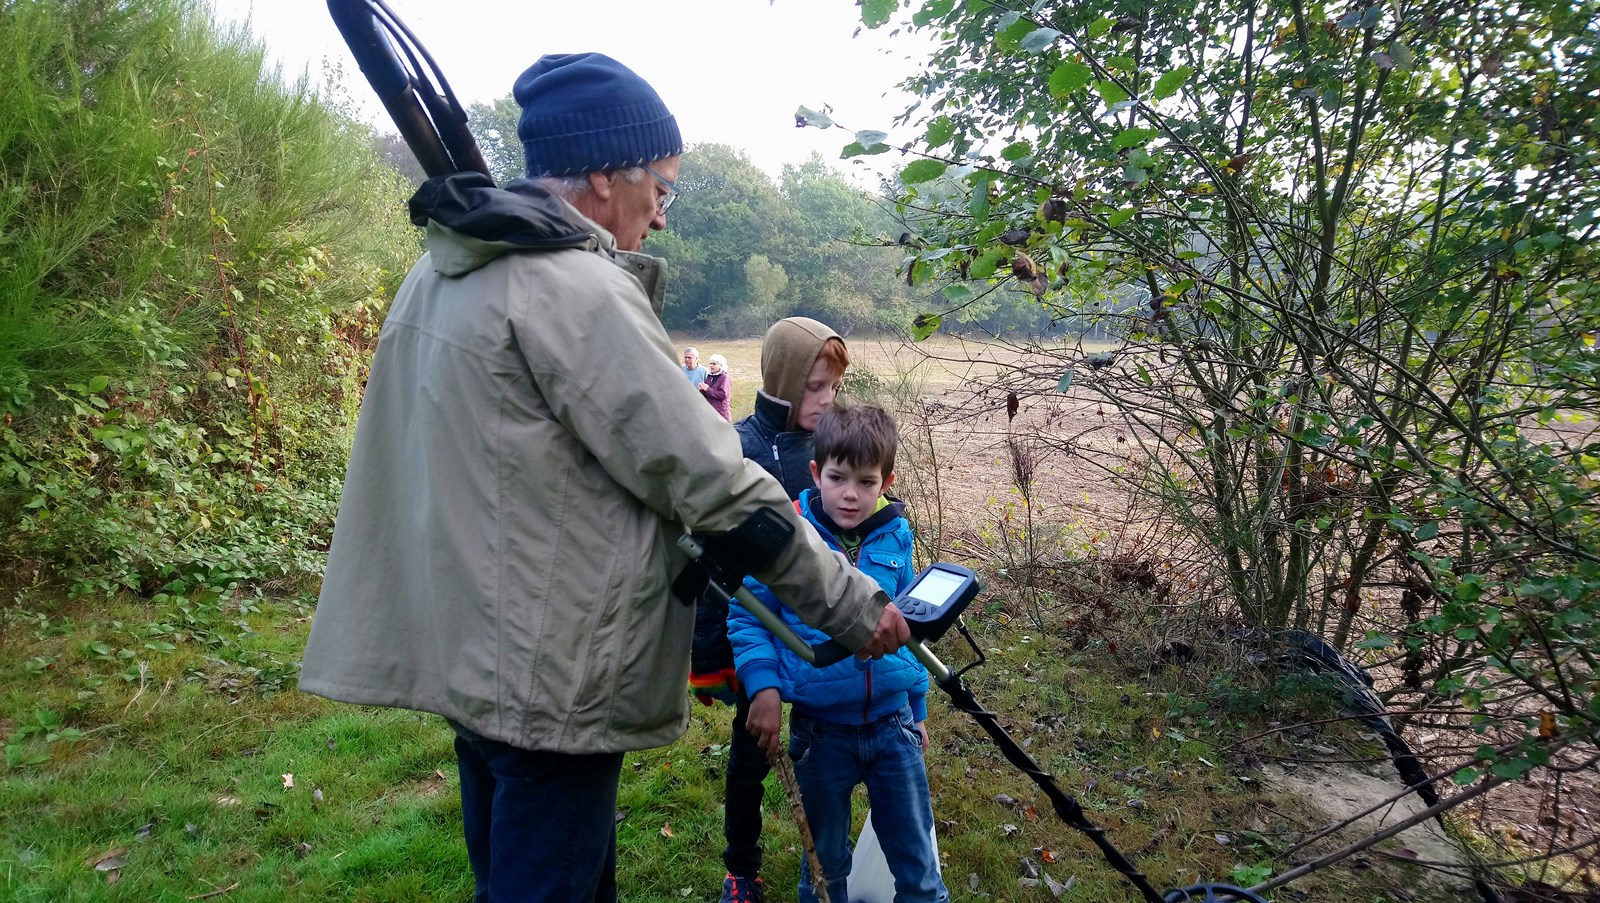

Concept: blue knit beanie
[[513, 53, 683, 178]]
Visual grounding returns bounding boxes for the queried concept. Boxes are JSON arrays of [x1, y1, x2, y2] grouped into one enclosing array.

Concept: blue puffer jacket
[[730, 490, 928, 724]]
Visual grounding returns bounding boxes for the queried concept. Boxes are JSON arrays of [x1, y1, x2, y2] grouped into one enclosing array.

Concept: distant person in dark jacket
[[689, 316, 849, 903], [701, 353, 732, 421]]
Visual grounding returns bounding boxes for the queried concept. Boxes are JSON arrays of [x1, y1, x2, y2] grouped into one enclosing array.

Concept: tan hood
[[759, 317, 841, 431]]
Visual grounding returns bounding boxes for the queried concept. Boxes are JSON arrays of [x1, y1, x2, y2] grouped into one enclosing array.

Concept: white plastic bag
[[848, 809, 939, 903]]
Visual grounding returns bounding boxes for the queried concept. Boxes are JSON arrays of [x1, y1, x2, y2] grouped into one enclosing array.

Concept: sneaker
[[719, 873, 765, 903]]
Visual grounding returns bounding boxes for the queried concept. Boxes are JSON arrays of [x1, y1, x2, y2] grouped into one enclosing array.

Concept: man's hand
[[856, 603, 910, 660], [746, 688, 784, 758]]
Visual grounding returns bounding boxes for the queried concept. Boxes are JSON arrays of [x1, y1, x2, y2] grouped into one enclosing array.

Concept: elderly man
[[299, 53, 908, 903], [683, 346, 709, 386]]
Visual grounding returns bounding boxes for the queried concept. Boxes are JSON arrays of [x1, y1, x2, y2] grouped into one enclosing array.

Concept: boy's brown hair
[[812, 404, 897, 479]]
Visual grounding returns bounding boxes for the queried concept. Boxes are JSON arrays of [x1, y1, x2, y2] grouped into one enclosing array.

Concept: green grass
[[0, 583, 1465, 902]]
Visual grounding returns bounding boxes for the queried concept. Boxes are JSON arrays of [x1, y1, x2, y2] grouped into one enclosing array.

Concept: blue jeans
[[788, 706, 948, 903], [450, 722, 625, 903]]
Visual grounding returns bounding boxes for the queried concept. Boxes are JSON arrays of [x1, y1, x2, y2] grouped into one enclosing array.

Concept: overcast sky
[[207, 0, 934, 181]]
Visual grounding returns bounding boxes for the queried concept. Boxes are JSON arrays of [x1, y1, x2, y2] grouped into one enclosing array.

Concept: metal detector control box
[[896, 563, 979, 642]]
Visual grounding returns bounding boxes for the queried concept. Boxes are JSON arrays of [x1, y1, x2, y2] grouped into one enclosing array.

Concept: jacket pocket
[[788, 718, 814, 767], [864, 550, 906, 571]]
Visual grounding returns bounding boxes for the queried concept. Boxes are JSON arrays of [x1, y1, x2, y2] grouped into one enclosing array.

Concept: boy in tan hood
[[691, 316, 849, 902]]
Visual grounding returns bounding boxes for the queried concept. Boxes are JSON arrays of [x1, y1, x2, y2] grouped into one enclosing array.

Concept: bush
[[0, 0, 418, 592]]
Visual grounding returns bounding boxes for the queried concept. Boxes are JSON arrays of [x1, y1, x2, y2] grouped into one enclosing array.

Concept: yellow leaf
[[1539, 710, 1557, 739], [1152, 727, 1163, 740], [1582, 332, 1596, 348]]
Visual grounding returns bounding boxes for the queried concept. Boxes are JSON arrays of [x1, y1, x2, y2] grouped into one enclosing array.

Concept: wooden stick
[[187, 882, 240, 901], [769, 749, 831, 903]]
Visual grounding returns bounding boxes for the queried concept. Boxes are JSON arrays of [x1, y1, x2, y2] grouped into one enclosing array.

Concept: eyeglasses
[[643, 164, 679, 214]]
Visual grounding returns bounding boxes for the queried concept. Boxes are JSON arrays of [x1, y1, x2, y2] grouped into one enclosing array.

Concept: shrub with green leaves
[[0, 0, 418, 592], [833, 0, 1599, 831]]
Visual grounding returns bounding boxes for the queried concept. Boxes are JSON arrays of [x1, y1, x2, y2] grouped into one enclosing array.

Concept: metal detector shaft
[[678, 534, 853, 667]]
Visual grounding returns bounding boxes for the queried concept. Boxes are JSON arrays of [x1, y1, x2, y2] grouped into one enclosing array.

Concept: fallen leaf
[[105, 868, 122, 885], [1022, 803, 1040, 820], [281, 773, 294, 790], [615, 808, 629, 824], [136, 823, 153, 838], [1020, 857, 1041, 879], [326, 738, 336, 750], [995, 793, 1016, 807], [1215, 833, 1232, 846], [295, 842, 313, 859], [312, 788, 324, 804], [1152, 726, 1162, 740], [1043, 870, 1069, 897], [1038, 848, 1057, 863], [87, 848, 127, 871], [215, 796, 242, 807], [435, 769, 448, 781], [660, 822, 674, 838], [1002, 823, 1019, 836]]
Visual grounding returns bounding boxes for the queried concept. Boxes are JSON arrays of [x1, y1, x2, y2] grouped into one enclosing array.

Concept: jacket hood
[[759, 317, 841, 430], [409, 172, 593, 264], [407, 172, 669, 315]]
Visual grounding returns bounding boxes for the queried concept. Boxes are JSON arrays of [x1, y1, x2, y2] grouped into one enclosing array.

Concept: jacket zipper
[[813, 519, 876, 724], [771, 443, 780, 463]]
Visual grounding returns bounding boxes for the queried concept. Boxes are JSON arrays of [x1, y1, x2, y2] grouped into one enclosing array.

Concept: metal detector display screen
[[896, 563, 978, 641], [909, 569, 967, 608]]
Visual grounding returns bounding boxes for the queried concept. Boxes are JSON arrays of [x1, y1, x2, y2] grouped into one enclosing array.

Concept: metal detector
[[679, 530, 1270, 903]]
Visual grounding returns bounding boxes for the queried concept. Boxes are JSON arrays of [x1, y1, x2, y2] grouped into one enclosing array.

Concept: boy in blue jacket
[[730, 404, 948, 903]]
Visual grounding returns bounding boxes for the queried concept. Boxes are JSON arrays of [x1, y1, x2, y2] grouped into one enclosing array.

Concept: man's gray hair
[[683, 346, 700, 359], [535, 166, 645, 202]]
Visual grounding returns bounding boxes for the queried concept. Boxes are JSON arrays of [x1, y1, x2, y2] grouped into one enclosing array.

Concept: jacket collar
[[801, 489, 906, 543], [750, 390, 793, 436], [410, 172, 668, 316]]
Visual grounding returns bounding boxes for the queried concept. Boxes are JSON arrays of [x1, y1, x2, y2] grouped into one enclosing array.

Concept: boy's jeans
[[788, 706, 949, 903], [449, 721, 625, 903]]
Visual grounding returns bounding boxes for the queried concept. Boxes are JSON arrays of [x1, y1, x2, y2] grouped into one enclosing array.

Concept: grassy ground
[[0, 578, 1464, 903]]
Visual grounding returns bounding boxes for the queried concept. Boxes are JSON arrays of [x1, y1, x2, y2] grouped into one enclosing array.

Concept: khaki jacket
[[299, 176, 886, 753]]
